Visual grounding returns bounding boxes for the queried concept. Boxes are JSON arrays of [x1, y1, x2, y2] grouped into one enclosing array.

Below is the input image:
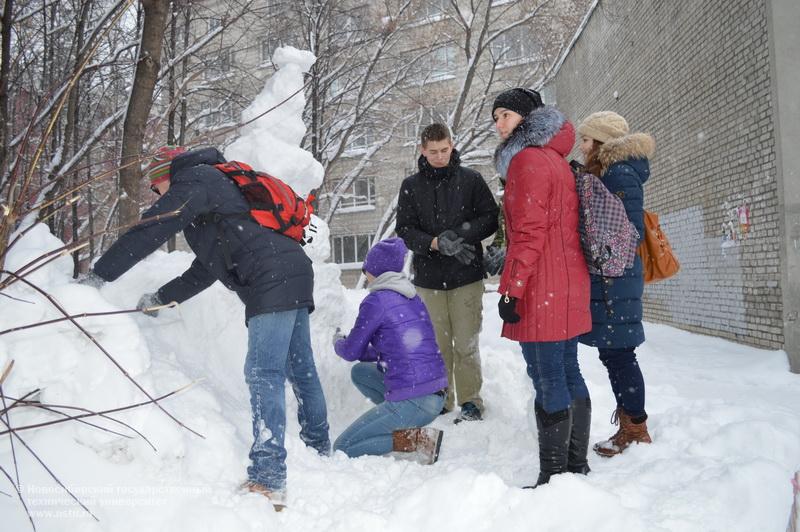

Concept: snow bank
[[3, 229, 799, 532]]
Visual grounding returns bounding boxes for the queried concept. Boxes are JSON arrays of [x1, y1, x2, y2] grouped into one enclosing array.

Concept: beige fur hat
[[577, 111, 629, 144]]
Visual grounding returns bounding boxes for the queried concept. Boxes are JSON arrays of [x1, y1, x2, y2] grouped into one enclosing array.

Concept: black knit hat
[[492, 88, 543, 120]]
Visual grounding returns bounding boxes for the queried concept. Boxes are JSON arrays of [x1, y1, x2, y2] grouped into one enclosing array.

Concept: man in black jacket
[[83, 146, 330, 510], [396, 124, 499, 422]]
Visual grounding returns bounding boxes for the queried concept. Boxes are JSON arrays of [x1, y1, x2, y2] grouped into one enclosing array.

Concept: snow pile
[[3, 227, 800, 531]]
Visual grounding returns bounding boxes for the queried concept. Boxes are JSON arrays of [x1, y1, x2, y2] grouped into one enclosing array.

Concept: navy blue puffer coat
[[94, 148, 314, 322], [579, 133, 655, 349]]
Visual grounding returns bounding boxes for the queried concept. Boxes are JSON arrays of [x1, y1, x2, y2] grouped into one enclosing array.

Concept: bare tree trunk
[[165, 0, 179, 253], [118, 0, 169, 225], [0, 0, 13, 180], [178, 0, 190, 146]]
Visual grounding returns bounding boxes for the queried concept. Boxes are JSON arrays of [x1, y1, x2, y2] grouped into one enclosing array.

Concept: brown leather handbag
[[638, 210, 680, 283]]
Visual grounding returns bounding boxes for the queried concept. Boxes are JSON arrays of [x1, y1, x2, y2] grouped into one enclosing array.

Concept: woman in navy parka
[[576, 111, 656, 457]]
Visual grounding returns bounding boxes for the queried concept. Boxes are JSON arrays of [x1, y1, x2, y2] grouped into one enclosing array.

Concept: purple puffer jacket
[[335, 274, 447, 402]]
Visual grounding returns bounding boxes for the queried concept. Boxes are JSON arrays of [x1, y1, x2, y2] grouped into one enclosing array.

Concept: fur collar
[[494, 106, 566, 178], [596, 133, 655, 174]]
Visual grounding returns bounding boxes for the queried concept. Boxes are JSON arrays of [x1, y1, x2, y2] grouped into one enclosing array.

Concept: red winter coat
[[494, 107, 591, 342]]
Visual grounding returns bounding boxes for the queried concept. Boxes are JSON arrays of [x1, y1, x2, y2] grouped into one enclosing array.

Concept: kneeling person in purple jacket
[[334, 238, 448, 464]]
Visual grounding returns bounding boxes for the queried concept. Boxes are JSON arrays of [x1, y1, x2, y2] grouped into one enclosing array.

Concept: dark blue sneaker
[[454, 401, 482, 424]]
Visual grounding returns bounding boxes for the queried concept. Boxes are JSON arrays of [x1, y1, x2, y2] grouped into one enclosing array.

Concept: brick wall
[[544, 0, 783, 348]]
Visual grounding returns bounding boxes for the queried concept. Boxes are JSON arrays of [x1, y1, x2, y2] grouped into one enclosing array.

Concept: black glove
[[437, 230, 476, 263], [77, 270, 106, 288], [137, 292, 163, 317], [498, 294, 521, 324], [483, 245, 506, 276], [453, 245, 476, 265]]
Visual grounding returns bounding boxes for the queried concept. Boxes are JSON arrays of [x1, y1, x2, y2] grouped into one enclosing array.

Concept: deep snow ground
[[1, 244, 799, 532]]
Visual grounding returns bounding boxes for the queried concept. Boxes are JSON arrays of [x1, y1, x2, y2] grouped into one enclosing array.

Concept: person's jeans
[[520, 337, 589, 414], [245, 308, 330, 491], [334, 362, 444, 458], [598, 347, 646, 418]]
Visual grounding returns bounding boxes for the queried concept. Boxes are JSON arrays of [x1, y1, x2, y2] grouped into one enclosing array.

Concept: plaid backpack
[[571, 162, 639, 277]]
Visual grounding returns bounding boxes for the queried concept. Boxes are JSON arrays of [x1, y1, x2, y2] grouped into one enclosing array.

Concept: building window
[[332, 234, 373, 264], [420, 0, 448, 20], [333, 6, 368, 40], [207, 17, 222, 31], [430, 44, 458, 80], [490, 25, 541, 65], [337, 176, 376, 209], [205, 50, 232, 79], [348, 129, 378, 151], [265, 0, 279, 16], [261, 37, 282, 62], [202, 101, 236, 128]]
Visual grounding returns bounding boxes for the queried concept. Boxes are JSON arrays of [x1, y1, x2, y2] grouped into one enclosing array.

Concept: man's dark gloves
[[137, 292, 163, 317], [437, 230, 476, 265], [483, 245, 506, 276], [498, 294, 521, 324], [77, 270, 106, 288]]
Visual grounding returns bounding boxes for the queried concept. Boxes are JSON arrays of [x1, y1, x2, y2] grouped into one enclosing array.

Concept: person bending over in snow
[[333, 238, 447, 464], [80, 145, 330, 511]]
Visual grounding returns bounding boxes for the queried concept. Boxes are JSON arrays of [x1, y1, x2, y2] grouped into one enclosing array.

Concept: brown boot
[[241, 481, 286, 512], [392, 427, 444, 465], [593, 409, 652, 457]]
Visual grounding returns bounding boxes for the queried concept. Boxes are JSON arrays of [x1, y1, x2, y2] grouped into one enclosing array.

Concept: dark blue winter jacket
[[93, 148, 314, 322], [579, 133, 655, 349]]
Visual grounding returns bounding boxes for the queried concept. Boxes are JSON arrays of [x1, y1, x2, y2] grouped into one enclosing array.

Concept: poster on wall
[[721, 201, 751, 249]]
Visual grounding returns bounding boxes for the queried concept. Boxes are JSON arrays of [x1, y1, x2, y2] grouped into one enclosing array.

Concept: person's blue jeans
[[520, 337, 590, 414], [598, 347, 646, 418], [333, 362, 444, 458], [245, 308, 330, 491]]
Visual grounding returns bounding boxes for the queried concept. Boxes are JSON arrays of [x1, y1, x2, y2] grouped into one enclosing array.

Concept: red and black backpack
[[213, 160, 314, 242]]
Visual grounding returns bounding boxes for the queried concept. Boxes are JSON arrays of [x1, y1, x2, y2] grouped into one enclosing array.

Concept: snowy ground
[[2, 234, 799, 532]]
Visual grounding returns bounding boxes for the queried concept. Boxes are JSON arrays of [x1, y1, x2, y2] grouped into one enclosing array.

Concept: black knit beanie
[[492, 88, 543, 120]]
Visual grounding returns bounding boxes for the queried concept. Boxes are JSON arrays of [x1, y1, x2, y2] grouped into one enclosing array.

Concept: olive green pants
[[417, 280, 484, 413]]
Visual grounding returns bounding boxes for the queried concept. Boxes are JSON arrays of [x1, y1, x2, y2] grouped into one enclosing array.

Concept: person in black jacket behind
[[81, 146, 330, 511], [396, 124, 499, 422]]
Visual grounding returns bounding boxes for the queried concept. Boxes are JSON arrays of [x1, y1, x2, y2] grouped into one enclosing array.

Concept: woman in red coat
[[492, 88, 592, 487]]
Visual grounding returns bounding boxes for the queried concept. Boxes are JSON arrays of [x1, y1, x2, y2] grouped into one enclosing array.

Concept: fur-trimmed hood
[[596, 132, 655, 175], [494, 106, 572, 178]]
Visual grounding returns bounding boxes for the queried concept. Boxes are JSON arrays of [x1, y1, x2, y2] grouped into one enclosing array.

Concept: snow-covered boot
[[528, 404, 571, 487], [567, 397, 592, 474], [392, 427, 444, 465], [593, 408, 652, 457], [241, 481, 286, 512]]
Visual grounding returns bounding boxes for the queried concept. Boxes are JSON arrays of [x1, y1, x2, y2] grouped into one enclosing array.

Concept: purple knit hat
[[363, 238, 408, 277]]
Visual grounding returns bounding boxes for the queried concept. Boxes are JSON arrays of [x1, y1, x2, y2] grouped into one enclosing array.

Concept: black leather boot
[[530, 404, 572, 487], [567, 397, 592, 474]]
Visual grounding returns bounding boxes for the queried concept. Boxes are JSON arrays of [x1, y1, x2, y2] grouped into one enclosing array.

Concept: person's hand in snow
[[137, 292, 163, 317]]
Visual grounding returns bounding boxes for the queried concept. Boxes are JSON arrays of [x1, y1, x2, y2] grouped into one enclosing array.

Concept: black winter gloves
[[498, 294, 521, 324], [437, 230, 476, 265], [137, 292, 163, 317], [483, 245, 506, 276]]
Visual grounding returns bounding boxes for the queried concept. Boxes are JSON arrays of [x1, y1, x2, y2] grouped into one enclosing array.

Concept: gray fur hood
[[494, 106, 569, 178]]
